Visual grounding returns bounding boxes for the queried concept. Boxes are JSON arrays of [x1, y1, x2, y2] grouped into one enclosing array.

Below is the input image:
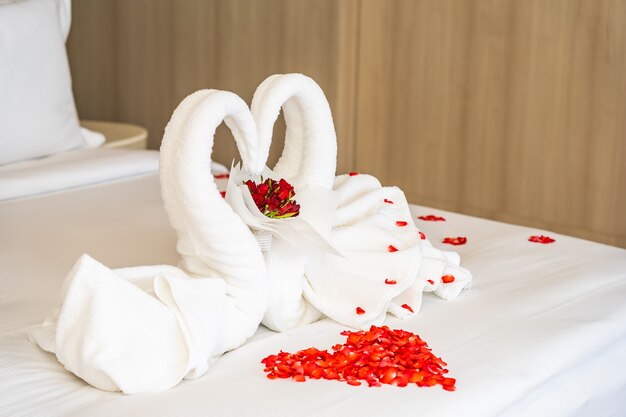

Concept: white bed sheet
[[1, 163, 625, 417], [0, 148, 159, 202]]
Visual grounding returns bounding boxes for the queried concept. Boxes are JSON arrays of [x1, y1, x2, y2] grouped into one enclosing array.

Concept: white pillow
[[0, 0, 86, 166]]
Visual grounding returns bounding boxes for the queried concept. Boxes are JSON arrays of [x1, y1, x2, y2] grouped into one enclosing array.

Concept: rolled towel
[[251, 73, 337, 190], [245, 74, 339, 331], [248, 73, 472, 330], [29, 90, 268, 394]]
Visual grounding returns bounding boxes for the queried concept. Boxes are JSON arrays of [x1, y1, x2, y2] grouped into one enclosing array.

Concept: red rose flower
[[245, 177, 300, 219]]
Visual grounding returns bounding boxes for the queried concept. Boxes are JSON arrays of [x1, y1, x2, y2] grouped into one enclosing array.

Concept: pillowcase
[[0, 0, 86, 166]]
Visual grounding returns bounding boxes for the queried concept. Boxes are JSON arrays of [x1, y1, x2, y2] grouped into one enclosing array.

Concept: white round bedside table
[[80, 120, 148, 150]]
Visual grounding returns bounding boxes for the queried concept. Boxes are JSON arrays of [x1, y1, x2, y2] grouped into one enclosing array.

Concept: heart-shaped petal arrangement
[[261, 326, 456, 390]]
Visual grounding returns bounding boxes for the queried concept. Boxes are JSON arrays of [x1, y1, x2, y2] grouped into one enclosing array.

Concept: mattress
[[1, 151, 625, 417]]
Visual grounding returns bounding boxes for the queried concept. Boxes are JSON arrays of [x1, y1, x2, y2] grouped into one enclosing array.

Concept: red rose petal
[[384, 199, 394, 204], [396, 221, 408, 227], [401, 304, 414, 313], [214, 173, 230, 179], [419, 231, 426, 240], [349, 172, 359, 176], [418, 215, 446, 222], [384, 279, 397, 285], [220, 191, 226, 198], [261, 326, 455, 390], [356, 307, 366, 315], [387, 245, 399, 253], [442, 237, 467, 246], [427, 279, 435, 285], [529, 235, 555, 244], [441, 275, 455, 284]]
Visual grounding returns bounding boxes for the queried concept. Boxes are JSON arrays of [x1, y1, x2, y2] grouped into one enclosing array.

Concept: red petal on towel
[[349, 171, 359, 176], [387, 245, 399, 252], [356, 307, 366, 315], [442, 237, 467, 246], [442, 275, 455, 284], [427, 279, 435, 285], [529, 235, 555, 244], [418, 215, 446, 221], [261, 326, 455, 390], [401, 304, 414, 313], [419, 231, 426, 240], [213, 173, 230, 179], [384, 199, 394, 204], [220, 191, 226, 198], [384, 279, 397, 285], [396, 221, 408, 227]]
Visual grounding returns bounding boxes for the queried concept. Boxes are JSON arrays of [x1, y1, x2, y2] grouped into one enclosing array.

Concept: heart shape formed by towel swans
[[223, 73, 473, 332], [30, 74, 472, 395]]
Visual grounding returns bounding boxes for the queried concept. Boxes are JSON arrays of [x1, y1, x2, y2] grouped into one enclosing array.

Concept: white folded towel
[[247, 73, 472, 330], [314, 173, 472, 326], [30, 90, 268, 394]]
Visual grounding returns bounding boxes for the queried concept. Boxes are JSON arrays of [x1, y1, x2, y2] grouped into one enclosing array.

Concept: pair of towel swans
[[31, 74, 471, 394]]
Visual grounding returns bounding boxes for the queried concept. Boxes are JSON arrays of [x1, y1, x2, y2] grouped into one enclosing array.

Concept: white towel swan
[[247, 73, 472, 331], [30, 90, 268, 394]]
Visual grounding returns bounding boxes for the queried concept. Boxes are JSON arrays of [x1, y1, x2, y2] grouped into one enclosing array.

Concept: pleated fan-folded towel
[[30, 90, 268, 394], [238, 73, 472, 331]]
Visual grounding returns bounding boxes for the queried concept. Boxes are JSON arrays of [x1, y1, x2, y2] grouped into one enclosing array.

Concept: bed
[[1, 148, 625, 417]]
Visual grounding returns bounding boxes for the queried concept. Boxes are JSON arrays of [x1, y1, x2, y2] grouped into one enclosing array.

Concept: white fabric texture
[[28, 90, 268, 394], [248, 74, 472, 331], [79, 126, 107, 148], [0, 148, 159, 201], [0, 0, 87, 165], [1, 170, 625, 416], [305, 173, 472, 328]]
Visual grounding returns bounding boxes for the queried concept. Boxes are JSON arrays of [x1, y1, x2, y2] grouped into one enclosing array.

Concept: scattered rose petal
[[441, 275, 455, 284], [387, 245, 399, 253], [442, 237, 467, 246], [261, 326, 455, 390], [356, 307, 366, 315], [214, 173, 230, 179], [384, 199, 394, 204], [418, 215, 446, 222], [427, 279, 435, 285], [529, 235, 555, 244], [220, 191, 226, 198], [396, 221, 408, 227], [349, 172, 359, 176], [384, 279, 397, 285], [419, 231, 426, 240], [401, 304, 414, 313]]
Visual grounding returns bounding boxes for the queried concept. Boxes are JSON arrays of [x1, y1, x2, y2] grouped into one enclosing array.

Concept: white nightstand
[[80, 120, 148, 150]]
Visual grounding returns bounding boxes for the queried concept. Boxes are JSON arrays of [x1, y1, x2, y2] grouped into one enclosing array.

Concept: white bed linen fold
[[0, 148, 159, 201], [1, 173, 625, 417]]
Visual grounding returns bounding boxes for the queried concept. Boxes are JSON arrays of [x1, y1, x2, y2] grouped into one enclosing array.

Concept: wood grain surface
[[355, 0, 626, 247], [67, 0, 626, 247]]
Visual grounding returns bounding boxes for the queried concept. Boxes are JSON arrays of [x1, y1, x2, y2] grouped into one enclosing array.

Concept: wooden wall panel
[[67, 0, 356, 172], [67, 0, 626, 247], [356, 0, 626, 247]]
